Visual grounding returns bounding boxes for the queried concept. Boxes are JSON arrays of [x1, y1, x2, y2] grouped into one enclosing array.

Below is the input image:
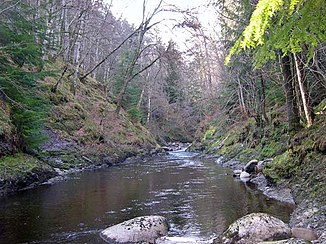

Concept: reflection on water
[[0, 151, 294, 243]]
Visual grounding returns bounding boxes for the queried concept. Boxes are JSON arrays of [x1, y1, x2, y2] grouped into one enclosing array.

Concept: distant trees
[[3, 0, 323, 145], [0, 0, 210, 143]]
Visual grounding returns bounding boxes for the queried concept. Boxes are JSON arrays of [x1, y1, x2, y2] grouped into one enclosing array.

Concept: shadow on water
[[0, 151, 294, 243]]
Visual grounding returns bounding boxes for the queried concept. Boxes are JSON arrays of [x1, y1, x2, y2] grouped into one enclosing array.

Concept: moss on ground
[[0, 153, 53, 180], [199, 115, 286, 163], [195, 102, 325, 203], [0, 100, 15, 139], [262, 114, 326, 202]]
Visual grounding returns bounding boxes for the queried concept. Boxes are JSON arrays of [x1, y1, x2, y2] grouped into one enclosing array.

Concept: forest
[[0, 0, 325, 242]]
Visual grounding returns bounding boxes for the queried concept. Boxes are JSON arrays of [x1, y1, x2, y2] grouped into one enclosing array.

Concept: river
[[0, 150, 294, 243]]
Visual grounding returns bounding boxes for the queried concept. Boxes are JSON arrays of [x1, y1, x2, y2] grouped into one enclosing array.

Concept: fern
[[226, 0, 326, 65]]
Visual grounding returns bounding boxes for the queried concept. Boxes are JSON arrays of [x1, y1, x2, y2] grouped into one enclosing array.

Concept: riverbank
[[190, 105, 326, 243], [211, 155, 325, 243], [0, 142, 164, 197]]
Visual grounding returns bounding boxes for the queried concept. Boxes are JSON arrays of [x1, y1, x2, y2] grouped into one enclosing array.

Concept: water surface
[[0, 151, 294, 243]]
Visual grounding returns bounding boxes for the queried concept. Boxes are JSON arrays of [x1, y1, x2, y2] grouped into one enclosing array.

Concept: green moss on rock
[[260, 141, 286, 159], [0, 153, 56, 196], [219, 143, 244, 160], [0, 153, 53, 179], [238, 147, 259, 163], [263, 151, 292, 183]]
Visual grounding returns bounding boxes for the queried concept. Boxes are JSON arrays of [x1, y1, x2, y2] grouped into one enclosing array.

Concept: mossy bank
[[191, 102, 326, 242]]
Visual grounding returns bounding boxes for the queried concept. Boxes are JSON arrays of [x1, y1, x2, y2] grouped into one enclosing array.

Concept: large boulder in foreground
[[100, 215, 169, 243], [219, 213, 291, 244]]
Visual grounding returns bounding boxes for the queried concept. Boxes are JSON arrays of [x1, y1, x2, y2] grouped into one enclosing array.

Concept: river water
[[0, 151, 294, 243]]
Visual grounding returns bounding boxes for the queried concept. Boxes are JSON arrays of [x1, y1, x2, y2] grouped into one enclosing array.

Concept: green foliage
[[219, 143, 244, 160], [238, 147, 258, 162], [259, 141, 285, 158], [125, 85, 142, 122], [11, 89, 49, 149], [164, 69, 180, 104], [203, 126, 217, 141], [226, 0, 326, 65], [241, 0, 284, 48], [0, 2, 49, 150], [0, 102, 12, 136], [0, 3, 43, 68]]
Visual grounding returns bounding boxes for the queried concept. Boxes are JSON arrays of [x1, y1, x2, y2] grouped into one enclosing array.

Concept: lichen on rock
[[218, 213, 291, 244], [100, 215, 169, 243]]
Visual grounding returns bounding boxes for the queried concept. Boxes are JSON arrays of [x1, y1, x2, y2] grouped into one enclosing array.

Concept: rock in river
[[243, 159, 258, 174], [218, 213, 291, 244], [100, 215, 169, 243]]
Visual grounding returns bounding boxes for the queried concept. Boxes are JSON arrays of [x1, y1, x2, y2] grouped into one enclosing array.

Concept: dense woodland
[[0, 0, 325, 187]]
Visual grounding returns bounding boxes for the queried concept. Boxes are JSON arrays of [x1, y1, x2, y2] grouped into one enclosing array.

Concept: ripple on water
[[179, 160, 204, 168], [0, 151, 294, 243], [48, 229, 100, 243], [152, 189, 182, 197]]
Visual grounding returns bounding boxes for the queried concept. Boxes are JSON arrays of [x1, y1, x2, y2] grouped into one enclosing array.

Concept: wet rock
[[233, 169, 242, 177], [218, 213, 291, 244], [258, 238, 310, 243], [250, 173, 268, 189], [243, 159, 258, 174], [291, 227, 317, 241], [40, 128, 77, 152], [249, 174, 295, 205], [289, 200, 326, 243], [156, 236, 211, 243], [100, 215, 169, 243], [263, 187, 295, 205], [240, 171, 250, 182], [256, 160, 266, 172], [161, 146, 173, 152], [222, 159, 243, 170]]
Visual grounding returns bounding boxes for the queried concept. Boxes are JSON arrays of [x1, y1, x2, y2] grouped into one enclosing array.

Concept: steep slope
[[0, 60, 158, 196], [40, 60, 158, 167]]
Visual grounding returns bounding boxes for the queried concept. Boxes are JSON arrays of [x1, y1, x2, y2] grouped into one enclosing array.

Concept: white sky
[[108, 0, 217, 49]]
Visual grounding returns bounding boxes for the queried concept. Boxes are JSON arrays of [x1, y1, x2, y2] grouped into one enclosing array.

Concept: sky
[[107, 0, 216, 49]]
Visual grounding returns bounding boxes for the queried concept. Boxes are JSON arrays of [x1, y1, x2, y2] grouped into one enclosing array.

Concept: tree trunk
[[147, 87, 152, 125], [259, 71, 269, 124], [237, 78, 247, 116], [280, 54, 301, 132], [293, 53, 314, 127]]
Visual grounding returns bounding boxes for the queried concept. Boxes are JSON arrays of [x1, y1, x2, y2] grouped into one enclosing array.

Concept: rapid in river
[[0, 150, 294, 243]]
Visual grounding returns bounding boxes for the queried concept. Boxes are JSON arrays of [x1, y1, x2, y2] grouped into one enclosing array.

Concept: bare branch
[[79, 26, 142, 81], [0, 0, 22, 15]]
